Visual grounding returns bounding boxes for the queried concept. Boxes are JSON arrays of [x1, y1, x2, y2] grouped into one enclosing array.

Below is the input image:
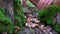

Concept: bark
[[0, 0, 14, 23], [5, 0, 14, 23], [0, 0, 14, 34]]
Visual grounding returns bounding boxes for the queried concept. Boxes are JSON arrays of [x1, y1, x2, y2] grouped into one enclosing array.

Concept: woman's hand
[[21, 0, 60, 9], [29, 0, 53, 9], [37, 0, 53, 9]]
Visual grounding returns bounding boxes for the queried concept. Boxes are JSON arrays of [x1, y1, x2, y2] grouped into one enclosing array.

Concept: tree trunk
[[0, 0, 14, 34], [0, 0, 14, 23], [4, 0, 14, 23]]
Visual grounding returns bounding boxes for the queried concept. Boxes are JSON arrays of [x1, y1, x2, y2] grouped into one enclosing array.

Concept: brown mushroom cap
[[15, 26, 20, 29]]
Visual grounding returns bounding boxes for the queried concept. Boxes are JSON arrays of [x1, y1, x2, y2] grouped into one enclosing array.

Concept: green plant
[[13, 0, 26, 28], [0, 0, 26, 33], [26, 0, 35, 7], [0, 8, 14, 34], [38, 5, 60, 33], [54, 24, 60, 33], [38, 5, 60, 25]]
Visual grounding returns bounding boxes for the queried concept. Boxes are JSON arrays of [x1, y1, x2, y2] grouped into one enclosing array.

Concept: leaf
[[26, 0, 35, 7]]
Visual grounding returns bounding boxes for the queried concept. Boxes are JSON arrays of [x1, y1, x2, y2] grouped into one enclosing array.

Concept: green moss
[[0, 8, 14, 34], [38, 5, 60, 33], [54, 24, 60, 33], [13, 0, 26, 28]]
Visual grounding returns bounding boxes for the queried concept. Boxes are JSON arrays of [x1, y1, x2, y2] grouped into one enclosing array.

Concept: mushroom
[[15, 26, 20, 33], [31, 23, 39, 28], [25, 22, 39, 28]]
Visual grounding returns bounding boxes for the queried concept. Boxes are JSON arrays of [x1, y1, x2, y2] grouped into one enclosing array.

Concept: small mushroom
[[15, 26, 20, 29], [25, 22, 39, 28], [25, 22, 31, 27], [15, 26, 20, 33], [31, 23, 39, 28]]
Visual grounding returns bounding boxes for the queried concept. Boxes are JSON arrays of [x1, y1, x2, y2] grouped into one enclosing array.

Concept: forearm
[[29, 0, 53, 9], [21, 0, 60, 9]]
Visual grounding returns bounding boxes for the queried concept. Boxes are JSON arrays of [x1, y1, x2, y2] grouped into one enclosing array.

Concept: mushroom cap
[[15, 26, 20, 29]]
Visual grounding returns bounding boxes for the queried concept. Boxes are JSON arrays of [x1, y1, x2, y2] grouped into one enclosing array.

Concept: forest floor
[[18, 7, 57, 34]]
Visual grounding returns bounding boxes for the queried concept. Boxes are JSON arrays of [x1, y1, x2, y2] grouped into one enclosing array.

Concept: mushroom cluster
[[25, 13, 40, 28]]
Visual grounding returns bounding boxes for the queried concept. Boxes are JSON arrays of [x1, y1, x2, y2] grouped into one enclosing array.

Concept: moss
[[38, 5, 60, 33]]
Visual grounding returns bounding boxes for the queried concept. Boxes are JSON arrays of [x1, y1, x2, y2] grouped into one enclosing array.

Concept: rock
[[52, 31, 58, 34], [39, 25, 45, 30], [32, 12, 38, 18], [57, 13, 60, 23], [18, 26, 57, 34], [33, 28, 40, 34], [18, 28, 35, 34]]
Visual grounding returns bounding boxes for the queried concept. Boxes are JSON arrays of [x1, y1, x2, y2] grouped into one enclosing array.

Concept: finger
[[41, 0, 50, 9], [38, 0, 45, 6], [46, 0, 53, 7], [40, 0, 46, 9], [37, 0, 42, 9], [37, 0, 42, 6], [37, 0, 46, 9]]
